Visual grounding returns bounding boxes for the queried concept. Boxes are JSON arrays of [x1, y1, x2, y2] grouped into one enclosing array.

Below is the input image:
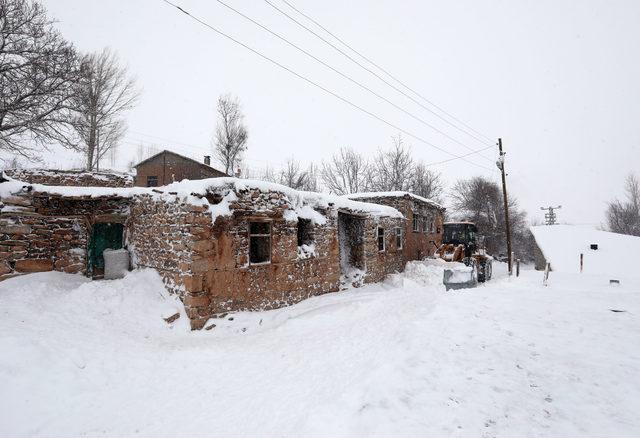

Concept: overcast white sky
[[35, 0, 640, 225]]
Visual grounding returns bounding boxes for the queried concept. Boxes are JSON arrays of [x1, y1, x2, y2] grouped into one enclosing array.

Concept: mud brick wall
[[354, 195, 444, 263], [186, 188, 342, 330], [0, 190, 130, 280], [362, 216, 406, 284], [5, 169, 133, 187], [126, 194, 202, 297]]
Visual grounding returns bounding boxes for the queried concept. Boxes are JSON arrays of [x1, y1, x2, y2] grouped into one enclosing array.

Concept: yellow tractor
[[436, 222, 493, 290]]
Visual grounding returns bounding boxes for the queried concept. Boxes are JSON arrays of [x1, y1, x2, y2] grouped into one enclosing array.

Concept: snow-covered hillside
[[531, 225, 640, 278], [1, 264, 639, 437]]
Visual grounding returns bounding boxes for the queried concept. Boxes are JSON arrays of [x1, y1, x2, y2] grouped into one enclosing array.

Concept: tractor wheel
[[478, 259, 492, 283]]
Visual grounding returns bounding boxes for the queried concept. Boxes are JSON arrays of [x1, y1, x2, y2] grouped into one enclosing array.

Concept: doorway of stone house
[[337, 212, 366, 285], [88, 222, 124, 279]]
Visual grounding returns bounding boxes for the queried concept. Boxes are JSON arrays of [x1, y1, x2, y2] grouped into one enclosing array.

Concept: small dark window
[[147, 175, 158, 187], [413, 215, 419, 232], [395, 227, 403, 249], [297, 218, 314, 246], [249, 221, 271, 264], [377, 227, 385, 252]]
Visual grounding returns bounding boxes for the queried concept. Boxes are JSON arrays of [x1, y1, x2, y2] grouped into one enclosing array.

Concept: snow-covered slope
[[1, 264, 639, 437], [530, 225, 640, 278]]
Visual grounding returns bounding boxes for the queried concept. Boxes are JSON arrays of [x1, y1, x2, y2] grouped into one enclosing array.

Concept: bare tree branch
[[0, 0, 80, 160], [320, 146, 370, 195], [368, 134, 414, 192], [59, 48, 139, 171]]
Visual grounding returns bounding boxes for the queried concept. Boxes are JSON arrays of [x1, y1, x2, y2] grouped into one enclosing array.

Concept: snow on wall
[[530, 225, 640, 279], [0, 174, 403, 224], [346, 191, 444, 210], [4, 168, 133, 187]]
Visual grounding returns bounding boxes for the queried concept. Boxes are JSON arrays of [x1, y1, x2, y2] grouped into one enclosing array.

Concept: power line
[[279, 0, 495, 144], [159, 0, 494, 171], [424, 145, 494, 167], [266, 0, 496, 150], [212, 0, 489, 161]]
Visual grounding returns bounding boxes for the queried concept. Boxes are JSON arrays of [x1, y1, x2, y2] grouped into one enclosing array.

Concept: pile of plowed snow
[[530, 224, 640, 278]]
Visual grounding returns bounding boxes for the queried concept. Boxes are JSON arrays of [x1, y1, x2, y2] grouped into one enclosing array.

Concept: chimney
[[204, 155, 211, 166]]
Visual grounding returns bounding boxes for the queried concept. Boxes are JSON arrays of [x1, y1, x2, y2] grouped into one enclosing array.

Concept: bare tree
[[409, 162, 444, 202], [278, 158, 308, 190], [321, 146, 370, 195], [260, 165, 278, 183], [2, 154, 22, 170], [450, 176, 531, 259], [213, 94, 248, 175], [62, 48, 138, 171], [606, 173, 640, 236], [0, 0, 79, 160], [301, 162, 319, 192], [369, 134, 414, 191]]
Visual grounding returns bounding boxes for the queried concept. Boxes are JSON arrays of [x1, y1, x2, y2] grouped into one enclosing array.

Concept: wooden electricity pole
[[497, 138, 513, 275]]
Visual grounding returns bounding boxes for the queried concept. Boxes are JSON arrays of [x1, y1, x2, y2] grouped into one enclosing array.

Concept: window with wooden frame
[[377, 227, 385, 252], [395, 227, 403, 250], [422, 216, 428, 233], [412, 215, 419, 232], [146, 175, 158, 187], [249, 221, 271, 264]]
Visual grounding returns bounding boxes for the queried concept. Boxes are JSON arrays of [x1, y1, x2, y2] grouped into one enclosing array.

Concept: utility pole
[[540, 205, 562, 225], [496, 138, 513, 275]]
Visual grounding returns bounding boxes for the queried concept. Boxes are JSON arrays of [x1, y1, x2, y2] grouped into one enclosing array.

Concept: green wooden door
[[89, 223, 124, 273]]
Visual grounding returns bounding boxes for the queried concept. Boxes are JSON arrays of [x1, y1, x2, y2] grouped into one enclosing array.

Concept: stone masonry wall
[[5, 169, 133, 188], [188, 188, 342, 329], [0, 190, 130, 280], [361, 215, 406, 284], [126, 194, 204, 298]]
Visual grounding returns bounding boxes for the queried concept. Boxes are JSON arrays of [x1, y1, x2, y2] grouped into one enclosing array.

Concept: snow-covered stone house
[[0, 174, 413, 329], [347, 192, 445, 262]]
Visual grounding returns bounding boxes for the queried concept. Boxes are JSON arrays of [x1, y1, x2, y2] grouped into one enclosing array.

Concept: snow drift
[[530, 224, 640, 278]]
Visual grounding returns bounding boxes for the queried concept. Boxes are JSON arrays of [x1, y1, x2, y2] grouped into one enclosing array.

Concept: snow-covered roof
[[0, 174, 403, 223], [346, 191, 444, 210], [530, 224, 640, 278]]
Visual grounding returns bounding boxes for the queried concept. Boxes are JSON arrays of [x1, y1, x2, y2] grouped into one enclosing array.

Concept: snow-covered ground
[[1, 262, 639, 437]]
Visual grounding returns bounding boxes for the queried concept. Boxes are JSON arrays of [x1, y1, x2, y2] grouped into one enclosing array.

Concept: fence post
[[543, 262, 550, 286], [516, 259, 520, 277], [580, 253, 583, 273]]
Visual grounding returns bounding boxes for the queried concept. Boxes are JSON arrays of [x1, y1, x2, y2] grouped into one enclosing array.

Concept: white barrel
[[103, 248, 129, 280]]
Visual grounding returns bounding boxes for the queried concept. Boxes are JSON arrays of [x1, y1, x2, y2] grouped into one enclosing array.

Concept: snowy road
[[1, 263, 639, 437]]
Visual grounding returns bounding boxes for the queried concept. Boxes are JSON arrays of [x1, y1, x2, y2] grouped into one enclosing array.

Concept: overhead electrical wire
[[212, 0, 486, 160], [279, 0, 495, 145], [265, 0, 496, 154], [159, 0, 494, 171]]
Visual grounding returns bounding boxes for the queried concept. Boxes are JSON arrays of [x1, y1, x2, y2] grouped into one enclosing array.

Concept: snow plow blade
[[443, 265, 478, 291]]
